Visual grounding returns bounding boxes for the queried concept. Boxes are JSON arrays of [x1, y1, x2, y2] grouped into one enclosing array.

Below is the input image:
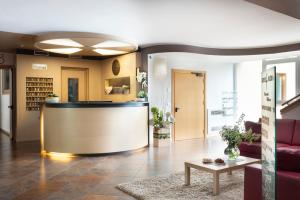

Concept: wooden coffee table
[[184, 156, 260, 195]]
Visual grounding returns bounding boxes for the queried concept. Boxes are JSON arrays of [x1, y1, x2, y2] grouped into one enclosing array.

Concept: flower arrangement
[[151, 107, 174, 128], [136, 71, 147, 89], [136, 71, 148, 100], [220, 114, 260, 160], [151, 106, 174, 139]]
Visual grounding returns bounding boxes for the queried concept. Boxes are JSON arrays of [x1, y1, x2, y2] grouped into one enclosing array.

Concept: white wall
[[235, 60, 262, 122], [148, 53, 235, 136]]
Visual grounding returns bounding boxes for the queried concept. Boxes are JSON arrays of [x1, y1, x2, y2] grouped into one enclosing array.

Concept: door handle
[[175, 107, 180, 112], [8, 105, 13, 109]]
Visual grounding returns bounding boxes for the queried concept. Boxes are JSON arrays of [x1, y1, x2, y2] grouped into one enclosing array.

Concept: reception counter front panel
[[41, 102, 149, 154]]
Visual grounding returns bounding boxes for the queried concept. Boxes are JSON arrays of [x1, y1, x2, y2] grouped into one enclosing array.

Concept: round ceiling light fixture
[[34, 32, 138, 56]]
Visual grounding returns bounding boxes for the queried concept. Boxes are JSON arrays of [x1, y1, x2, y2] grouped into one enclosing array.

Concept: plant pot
[[153, 127, 171, 147], [45, 97, 60, 103], [224, 145, 240, 160], [136, 97, 146, 102]]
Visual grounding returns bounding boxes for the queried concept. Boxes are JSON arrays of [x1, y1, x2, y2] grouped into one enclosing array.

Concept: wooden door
[[61, 68, 88, 102], [173, 70, 206, 140]]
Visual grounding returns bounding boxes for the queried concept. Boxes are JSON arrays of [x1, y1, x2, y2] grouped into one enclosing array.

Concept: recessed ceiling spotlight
[[93, 49, 128, 55], [41, 39, 83, 47], [92, 40, 131, 48], [44, 48, 82, 54]]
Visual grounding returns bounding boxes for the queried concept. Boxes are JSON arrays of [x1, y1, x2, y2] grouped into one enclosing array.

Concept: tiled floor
[[0, 133, 226, 200]]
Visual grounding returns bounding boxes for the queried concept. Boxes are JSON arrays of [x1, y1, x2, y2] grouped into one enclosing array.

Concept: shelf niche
[[104, 76, 130, 95]]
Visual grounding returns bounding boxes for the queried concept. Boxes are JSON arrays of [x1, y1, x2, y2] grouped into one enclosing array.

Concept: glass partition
[[261, 67, 277, 200]]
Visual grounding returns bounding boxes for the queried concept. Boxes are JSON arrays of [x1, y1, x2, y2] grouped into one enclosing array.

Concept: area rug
[[116, 170, 244, 200]]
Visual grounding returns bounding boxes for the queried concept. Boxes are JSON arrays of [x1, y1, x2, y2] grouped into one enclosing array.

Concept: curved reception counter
[[40, 101, 149, 155]]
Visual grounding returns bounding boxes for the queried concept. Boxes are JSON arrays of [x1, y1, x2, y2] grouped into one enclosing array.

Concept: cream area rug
[[117, 170, 244, 200]]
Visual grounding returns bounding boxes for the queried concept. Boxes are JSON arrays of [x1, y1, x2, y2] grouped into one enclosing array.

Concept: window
[[2, 69, 10, 95]]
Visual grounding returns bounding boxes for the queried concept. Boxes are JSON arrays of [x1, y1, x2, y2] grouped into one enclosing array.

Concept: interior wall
[[101, 53, 139, 102], [16, 54, 102, 141], [148, 53, 235, 137], [235, 60, 262, 122]]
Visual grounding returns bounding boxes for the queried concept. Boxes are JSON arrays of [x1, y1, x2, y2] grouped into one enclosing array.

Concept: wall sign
[[0, 52, 15, 65], [32, 63, 48, 70], [261, 67, 276, 200], [112, 59, 120, 76]]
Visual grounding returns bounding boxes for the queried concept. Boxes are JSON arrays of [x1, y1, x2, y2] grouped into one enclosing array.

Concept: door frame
[[0, 65, 16, 142], [61, 67, 89, 101], [171, 69, 207, 141]]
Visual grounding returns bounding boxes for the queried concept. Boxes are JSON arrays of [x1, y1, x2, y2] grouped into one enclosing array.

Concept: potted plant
[[45, 94, 60, 103], [151, 107, 174, 147], [220, 114, 260, 160], [137, 90, 147, 101], [136, 71, 148, 102]]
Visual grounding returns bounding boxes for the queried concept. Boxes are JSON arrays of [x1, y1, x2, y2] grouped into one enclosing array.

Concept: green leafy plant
[[150, 107, 174, 129], [220, 125, 243, 147], [137, 90, 148, 98], [47, 93, 59, 97], [242, 128, 261, 143], [220, 114, 261, 147]]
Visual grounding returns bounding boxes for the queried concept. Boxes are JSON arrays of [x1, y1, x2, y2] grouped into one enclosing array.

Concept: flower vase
[[224, 145, 240, 160], [153, 127, 171, 147]]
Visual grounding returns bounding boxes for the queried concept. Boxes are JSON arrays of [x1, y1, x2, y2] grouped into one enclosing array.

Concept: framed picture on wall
[[2, 69, 11, 94]]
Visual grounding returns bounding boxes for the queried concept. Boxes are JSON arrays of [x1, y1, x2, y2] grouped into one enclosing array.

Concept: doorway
[[0, 66, 16, 142], [172, 69, 206, 141], [61, 67, 88, 102]]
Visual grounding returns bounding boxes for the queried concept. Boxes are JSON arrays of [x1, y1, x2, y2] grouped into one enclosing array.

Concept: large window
[[266, 60, 297, 118]]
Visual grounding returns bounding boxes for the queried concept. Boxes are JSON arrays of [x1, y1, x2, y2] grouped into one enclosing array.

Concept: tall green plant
[[151, 107, 174, 128]]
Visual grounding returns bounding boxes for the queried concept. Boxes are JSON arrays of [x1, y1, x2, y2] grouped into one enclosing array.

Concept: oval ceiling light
[[35, 32, 138, 56], [41, 39, 83, 47], [44, 48, 82, 54], [93, 49, 128, 55], [92, 40, 131, 48]]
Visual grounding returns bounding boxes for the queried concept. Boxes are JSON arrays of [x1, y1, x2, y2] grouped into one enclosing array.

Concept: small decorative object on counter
[[45, 94, 60, 103], [150, 106, 175, 147], [214, 158, 225, 165], [202, 158, 213, 164]]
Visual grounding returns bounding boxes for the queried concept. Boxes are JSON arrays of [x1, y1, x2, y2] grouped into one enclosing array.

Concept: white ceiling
[[1, 0, 300, 49]]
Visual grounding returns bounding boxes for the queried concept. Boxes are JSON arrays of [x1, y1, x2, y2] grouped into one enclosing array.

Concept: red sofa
[[244, 163, 300, 200], [239, 119, 300, 159], [241, 119, 300, 200]]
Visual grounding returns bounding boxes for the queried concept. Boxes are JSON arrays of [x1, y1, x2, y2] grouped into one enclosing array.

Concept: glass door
[[68, 78, 79, 102]]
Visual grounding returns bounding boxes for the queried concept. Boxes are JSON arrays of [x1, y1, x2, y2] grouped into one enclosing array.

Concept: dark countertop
[[45, 101, 149, 108]]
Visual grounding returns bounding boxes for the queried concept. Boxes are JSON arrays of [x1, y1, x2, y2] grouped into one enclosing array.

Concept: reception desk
[[40, 101, 149, 155]]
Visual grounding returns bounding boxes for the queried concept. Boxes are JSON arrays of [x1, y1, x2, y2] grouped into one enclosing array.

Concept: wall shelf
[[26, 77, 53, 111]]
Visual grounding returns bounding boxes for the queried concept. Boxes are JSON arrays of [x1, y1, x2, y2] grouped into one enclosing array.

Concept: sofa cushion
[[245, 121, 261, 134], [277, 143, 291, 148], [277, 171, 300, 200], [292, 120, 300, 146], [277, 147, 300, 172], [276, 119, 295, 144], [239, 142, 261, 155]]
